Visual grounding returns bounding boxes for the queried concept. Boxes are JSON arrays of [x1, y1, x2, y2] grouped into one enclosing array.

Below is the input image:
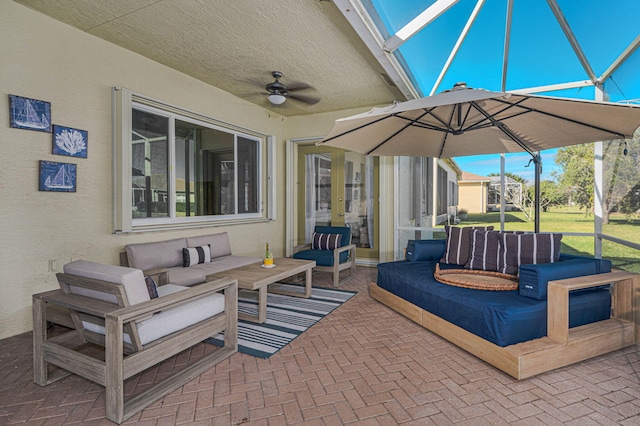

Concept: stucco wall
[[459, 182, 487, 214], [0, 2, 295, 339]]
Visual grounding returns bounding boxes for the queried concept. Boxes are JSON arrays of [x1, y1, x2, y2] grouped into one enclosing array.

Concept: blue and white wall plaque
[[39, 160, 77, 192], [9, 95, 52, 133], [52, 125, 88, 158]]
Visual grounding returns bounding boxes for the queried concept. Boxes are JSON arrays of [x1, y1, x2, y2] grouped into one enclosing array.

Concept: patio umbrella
[[318, 83, 640, 231]]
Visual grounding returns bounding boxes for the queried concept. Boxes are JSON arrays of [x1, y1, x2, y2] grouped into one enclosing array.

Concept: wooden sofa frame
[[33, 273, 238, 424], [370, 270, 639, 379]]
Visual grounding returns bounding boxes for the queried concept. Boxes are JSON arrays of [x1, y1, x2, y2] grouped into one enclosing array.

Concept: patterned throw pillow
[[311, 232, 342, 250], [498, 232, 562, 275], [144, 276, 159, 299], [465, 230, 527, 271], [182, 244, 212, 267], [440, 226, 494, 266], [465, 230, 501, 271]]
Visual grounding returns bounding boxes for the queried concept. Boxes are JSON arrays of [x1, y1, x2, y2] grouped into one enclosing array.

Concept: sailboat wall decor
[[9, 95, 52, 133], [39, 160, 76, 192]]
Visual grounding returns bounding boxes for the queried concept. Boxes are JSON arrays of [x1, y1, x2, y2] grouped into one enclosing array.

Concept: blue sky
[[454, 149, 559, 183], [367, 0, 640, 181]]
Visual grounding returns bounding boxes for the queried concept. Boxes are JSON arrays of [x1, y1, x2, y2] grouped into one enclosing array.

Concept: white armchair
[[33, 260, 238, 424]]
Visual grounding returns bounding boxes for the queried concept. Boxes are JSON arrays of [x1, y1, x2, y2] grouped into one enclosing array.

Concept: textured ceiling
[[13, 0, 404, 116]]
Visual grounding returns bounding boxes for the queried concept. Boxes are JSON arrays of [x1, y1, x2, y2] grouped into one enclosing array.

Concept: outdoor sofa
[[370, 227, 639, 379], [45, 232, 261, 331], [121, 232, 262, 286]]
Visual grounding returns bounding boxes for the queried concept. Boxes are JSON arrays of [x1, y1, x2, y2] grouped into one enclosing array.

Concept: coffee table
[[206, 257, 316, 324]]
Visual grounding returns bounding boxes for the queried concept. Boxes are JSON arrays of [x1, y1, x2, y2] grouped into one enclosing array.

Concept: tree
[[553, 144, 594, 215], [526, 180, 566, 212], [553, 132, 640, 223], [618, 182, 640, 217]]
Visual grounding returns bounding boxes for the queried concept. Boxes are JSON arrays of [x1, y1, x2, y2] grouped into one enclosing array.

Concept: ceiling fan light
[[268, 93, 286, 105]]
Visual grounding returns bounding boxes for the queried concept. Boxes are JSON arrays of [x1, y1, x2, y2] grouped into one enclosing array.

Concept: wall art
[[9, 95, 52, 132], [39, 160, 77, 192], [52, 125, 88, 158]]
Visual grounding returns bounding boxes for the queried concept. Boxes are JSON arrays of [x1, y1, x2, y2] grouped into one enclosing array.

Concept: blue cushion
[[313, 226, 351, 248], [559, 254, 614, 273], [293, 248, 349, 266], [377, 260, 611, 347], [406, 240, 446, 262], [518, 258, 612, 300]]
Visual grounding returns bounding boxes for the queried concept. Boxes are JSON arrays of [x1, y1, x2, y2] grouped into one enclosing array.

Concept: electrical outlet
[[48, 259, 59, 272]]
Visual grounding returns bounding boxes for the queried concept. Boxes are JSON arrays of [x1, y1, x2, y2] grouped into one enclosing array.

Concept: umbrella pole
[[479, 116, 543, 232], [534, 154, 541, 233]]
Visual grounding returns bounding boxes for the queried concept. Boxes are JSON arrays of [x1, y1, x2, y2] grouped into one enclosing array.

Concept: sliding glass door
[[296, 144, 378, 260]]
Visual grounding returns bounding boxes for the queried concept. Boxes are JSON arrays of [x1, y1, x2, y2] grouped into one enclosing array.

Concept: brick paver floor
[[2, 266, 639, 424]]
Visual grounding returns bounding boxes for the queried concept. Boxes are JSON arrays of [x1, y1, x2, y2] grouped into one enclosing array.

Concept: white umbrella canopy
[[319, 83, 640, 158], [318, 83, 640, 232]]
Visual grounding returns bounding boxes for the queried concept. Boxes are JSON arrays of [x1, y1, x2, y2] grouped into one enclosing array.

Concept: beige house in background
[[458, 172, 491, 214]]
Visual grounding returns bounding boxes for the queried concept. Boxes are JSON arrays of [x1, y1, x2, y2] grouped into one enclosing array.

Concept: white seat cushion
[[136, 284, 225, 345], [167, 255, 262, 286], [81, 284, 225, 345], [165, 266, 207, 286]]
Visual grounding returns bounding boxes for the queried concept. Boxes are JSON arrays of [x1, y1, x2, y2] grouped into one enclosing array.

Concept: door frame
[[286, 137, 391, 264]]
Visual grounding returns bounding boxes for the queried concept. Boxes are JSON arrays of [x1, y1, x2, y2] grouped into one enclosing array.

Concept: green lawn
[[453, 207, 640, 273]]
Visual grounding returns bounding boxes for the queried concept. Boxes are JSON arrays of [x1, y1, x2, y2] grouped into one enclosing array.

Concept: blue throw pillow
[[406, 240, 446, 262], [144, 276, 159, 299]]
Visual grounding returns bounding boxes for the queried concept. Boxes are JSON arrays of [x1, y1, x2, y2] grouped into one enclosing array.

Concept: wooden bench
[[370, 270, 639, 379]]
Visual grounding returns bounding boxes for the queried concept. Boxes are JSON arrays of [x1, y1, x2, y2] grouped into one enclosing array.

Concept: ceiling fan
[[264, 71, 320, 106]]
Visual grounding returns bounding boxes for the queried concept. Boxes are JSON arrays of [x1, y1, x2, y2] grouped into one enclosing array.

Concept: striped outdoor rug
[[206, 283, 356, 358]]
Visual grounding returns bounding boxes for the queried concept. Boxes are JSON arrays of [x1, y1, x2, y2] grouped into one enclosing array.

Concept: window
[[114, 88, 271, 232], [437, 165, 448, 216], [131, 109, 169, 218]]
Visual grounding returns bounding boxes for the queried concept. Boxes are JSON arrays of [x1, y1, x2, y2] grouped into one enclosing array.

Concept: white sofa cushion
[[186, 233, 232, 259], [63, 260, 150, 305], [126, 238, 187, 271]]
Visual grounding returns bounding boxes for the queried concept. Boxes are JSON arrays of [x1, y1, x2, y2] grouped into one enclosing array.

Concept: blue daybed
[[370, 237, 639, 379]]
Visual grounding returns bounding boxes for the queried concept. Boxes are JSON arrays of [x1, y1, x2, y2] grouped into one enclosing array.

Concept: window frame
[[113, 87, 272, 233]]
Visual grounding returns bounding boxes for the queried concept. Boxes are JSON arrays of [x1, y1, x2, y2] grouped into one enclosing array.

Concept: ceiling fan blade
[[287, 82, 313, 92], [288, 93, 321, 105]]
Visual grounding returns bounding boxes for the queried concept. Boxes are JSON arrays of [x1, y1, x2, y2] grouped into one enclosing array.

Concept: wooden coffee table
[[206, 257, 316, 323]]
